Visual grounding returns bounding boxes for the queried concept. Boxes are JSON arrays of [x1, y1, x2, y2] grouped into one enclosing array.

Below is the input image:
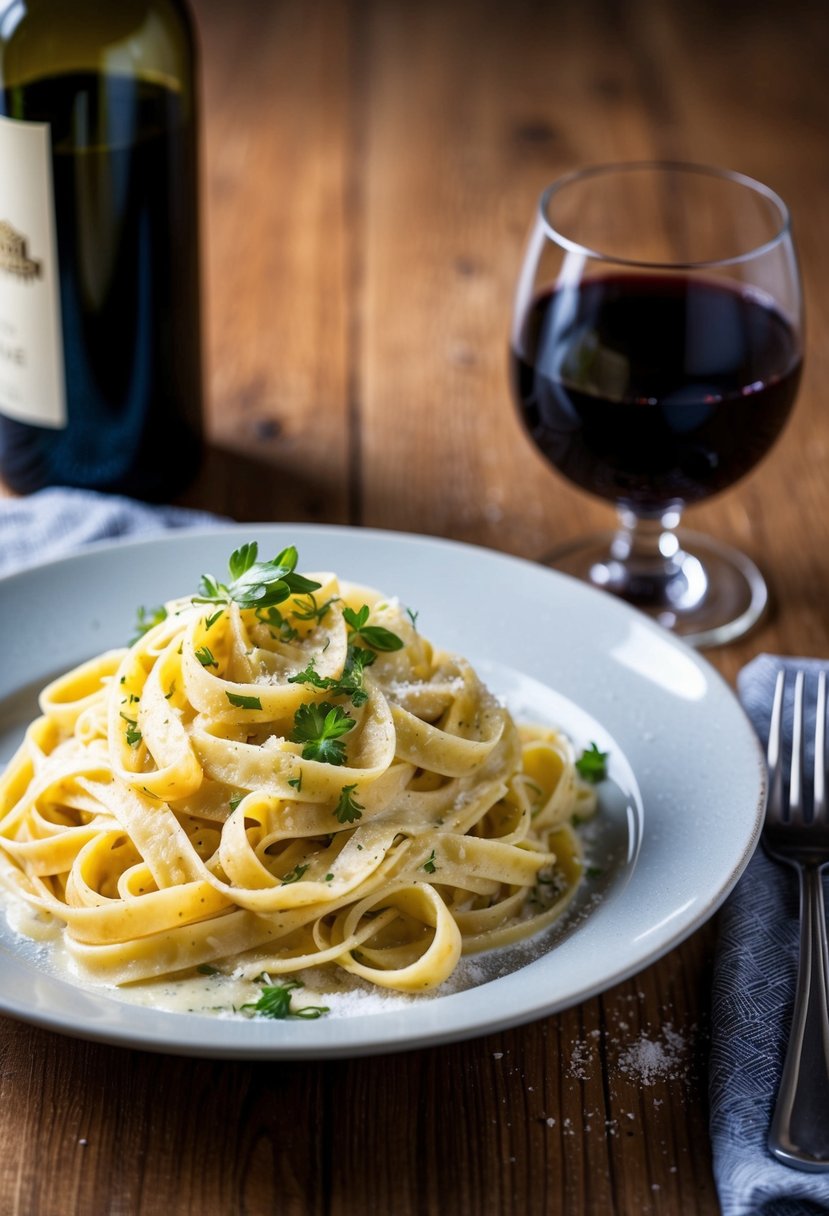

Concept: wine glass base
[[544, 528, 767, 649]]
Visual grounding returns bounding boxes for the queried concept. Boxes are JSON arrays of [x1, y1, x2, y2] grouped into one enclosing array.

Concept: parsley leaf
[[287, 646, 376, 707], [330, 646, 375, 706], [287, 773, 303, 792], [292, 594, 340, 624], [281, 863, 309, 885], [287, 659, 331, 689], [290, 701, 355, 765], [120, 713, 142, 748], [228, 542, 259, 581], [334, 784, 364, 824], [575, 743, 609, 783], [255, 605, 298, 642], [195, 645, 218, 668], [228, 792, 244, 811], [422, 849, 437, 874], [342, 604, 404, 652], [130, 604, 167, 645], [226, 691, 263, 710], [195, 542, 322, 611], [241, 978, 328, 1020]]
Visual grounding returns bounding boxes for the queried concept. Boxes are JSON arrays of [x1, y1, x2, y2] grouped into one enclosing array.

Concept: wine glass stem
[[601, 507, 707, 611]]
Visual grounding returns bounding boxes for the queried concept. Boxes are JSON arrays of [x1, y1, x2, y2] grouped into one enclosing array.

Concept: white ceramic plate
[[0, 525, 765, 1058]]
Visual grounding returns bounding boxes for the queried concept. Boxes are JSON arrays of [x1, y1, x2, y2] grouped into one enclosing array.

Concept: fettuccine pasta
[[0, 543, 598, 1000]]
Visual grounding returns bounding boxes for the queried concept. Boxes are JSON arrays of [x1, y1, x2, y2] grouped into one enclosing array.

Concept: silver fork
[[763, 668, 829, 1170]]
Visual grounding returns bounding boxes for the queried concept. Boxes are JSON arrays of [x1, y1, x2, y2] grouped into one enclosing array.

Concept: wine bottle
[[0, 0, 203, 501]]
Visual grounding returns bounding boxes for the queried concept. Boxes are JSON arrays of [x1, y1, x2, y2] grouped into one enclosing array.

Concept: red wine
[[511, 274, 802, 512], [0, 66, 202, 500]]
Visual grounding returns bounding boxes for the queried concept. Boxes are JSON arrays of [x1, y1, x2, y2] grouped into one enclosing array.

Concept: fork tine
[[815, 670, 826, 820], [790, 670, 804, 822], [767, 668, 785, 818]]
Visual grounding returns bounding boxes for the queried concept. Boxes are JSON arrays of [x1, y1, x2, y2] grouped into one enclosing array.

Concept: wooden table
[[2, 0, 828, 1211]]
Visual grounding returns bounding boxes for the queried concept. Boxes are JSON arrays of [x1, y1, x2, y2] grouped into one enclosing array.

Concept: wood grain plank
[[182, 0, 353, 523]]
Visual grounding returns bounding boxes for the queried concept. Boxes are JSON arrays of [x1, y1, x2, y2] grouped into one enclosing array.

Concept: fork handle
[[769, 863, 829, 1171]]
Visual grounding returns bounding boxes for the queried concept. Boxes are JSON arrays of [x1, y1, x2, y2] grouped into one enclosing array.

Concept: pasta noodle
[[0, 544, 598, 999]]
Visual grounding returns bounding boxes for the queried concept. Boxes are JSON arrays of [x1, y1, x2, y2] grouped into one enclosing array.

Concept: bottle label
[[0, 115, 66, 428]]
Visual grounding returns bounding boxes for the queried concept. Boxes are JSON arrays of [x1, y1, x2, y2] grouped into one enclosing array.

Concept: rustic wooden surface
[[2, 0, 828, 1212]]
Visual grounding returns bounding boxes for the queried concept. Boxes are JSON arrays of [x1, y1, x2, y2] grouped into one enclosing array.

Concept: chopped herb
[[255, 604, 298, 641], [195, 645, 218, 668], [406, 606, 419, 630], [575, 743, 609, 783], [331, 645, 376, 707], [204, 609, 224, 631], [164, 682, 176, 700], [342, 604, 404, 652], [229, 792, 244, 811], [120, 713, 142, 748], [290, 701, 355, 765], [195, 542, 321, 610], [324, 873, 334, 882], [334, 784, 364, 824], [241, 978, 328, 1020], [281, 862, 309, 885], [288, 645, 376, 707], [287, 773, 303, 792], [130, 604, 167, 645], [422, 849, 437, 874], [226, 691, 263, 710], [197, 963, 220, 976], [586, 865, 605, 879], [292, 594, 340, 624], [287, 659, 331, 689]]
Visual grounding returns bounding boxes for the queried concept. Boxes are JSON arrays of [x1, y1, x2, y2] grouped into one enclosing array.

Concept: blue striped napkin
[[710, 654, 829, 1215], [0, 486, 217, 576]]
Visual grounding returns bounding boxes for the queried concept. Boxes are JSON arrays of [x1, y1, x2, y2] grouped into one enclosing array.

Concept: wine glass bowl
[[509, 162, 803, 646]]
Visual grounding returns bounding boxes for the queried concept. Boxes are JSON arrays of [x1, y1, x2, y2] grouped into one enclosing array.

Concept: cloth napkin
[[0, 486, 218, 576], [710, 654, 829, 1216]]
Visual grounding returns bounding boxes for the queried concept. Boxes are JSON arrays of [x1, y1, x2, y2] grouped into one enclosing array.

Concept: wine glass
[[509, 162, 803, 647]]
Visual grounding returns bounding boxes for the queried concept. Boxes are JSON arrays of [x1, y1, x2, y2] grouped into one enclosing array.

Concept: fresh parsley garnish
[[406, 606, 419, 630], [287, 646, 375, 707], [334, 784, 364, 824], [342, 604, 404, 652], [195, 645, 218, 668], [120, 713, 142, 748], [287, 659, 331, 690], [229, 792, 244, 811], [331, 646, 376, 707], [204, 609, 224, 631], [422, 849, 437, 874], [226, 691, 263, 710], [195, 542, 321, 610], [241, 978, 328, 1020], [255, 604, 298, 641], [292, 594, 340, 624], [130, 604, 167, 645], [281, 862, 310, 885], [575, 743, 609, 783], [290, 701, 355, 765], [287, 773, 303, 791]]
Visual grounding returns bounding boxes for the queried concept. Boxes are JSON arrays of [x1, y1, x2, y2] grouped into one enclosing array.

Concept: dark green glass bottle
[[0, 0, 203, 500]]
